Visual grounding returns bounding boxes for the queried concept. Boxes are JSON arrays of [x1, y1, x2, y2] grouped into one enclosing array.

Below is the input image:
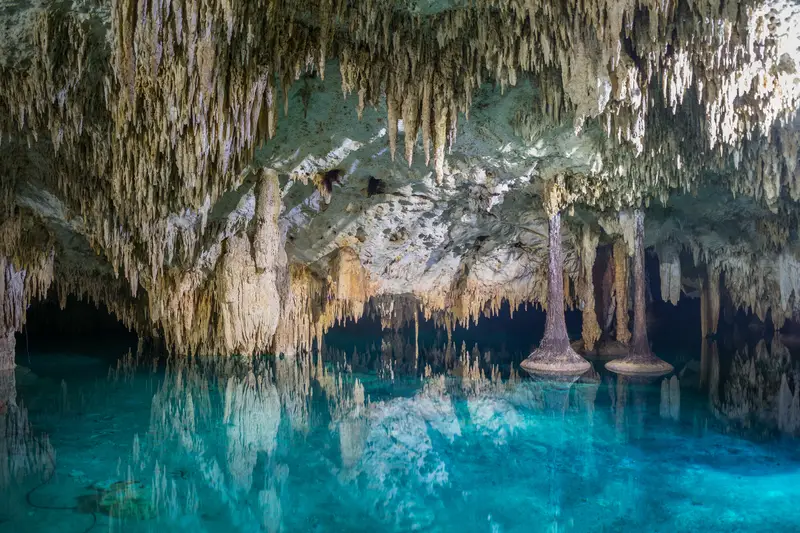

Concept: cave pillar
[[606, 210, 673, 375], [521, 211, 590, 374], [612, 239, 631, 344]]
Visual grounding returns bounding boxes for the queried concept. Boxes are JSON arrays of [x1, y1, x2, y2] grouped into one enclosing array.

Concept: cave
[[2, 0, 800, 531]]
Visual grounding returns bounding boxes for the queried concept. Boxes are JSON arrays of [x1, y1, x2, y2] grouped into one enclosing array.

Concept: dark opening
[[15, 291, 138, 375]]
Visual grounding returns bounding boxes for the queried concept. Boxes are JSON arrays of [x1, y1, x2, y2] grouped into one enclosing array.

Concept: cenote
[[1, 292, 800, 533], [2, 1, 800, 531]]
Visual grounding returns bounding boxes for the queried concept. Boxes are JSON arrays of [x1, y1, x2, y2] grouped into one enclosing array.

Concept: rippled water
[[2, 345, 800, 533]]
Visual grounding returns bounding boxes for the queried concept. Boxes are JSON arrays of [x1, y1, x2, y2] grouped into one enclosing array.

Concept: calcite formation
[[0, 0, 800, 360], [521, 209, 591, 374], [605, 210, 673, 374]]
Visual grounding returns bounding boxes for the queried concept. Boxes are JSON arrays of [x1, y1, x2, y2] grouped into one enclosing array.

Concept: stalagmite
[[612, 239, 631, 344], [521, 208, 590, 375], [606, 210, 673, 375]]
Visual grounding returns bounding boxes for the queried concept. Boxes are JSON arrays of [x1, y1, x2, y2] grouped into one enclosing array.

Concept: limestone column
[[521, 211, 591, 374], [606, 210, 673, 374], [613, 239, 631, 344]]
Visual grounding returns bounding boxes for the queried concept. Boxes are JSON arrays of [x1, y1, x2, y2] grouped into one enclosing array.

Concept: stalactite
[[580, 227, 600, 351], [657, 244, 681, 306], [595, 245, 615, 337], [612, 239, 631, 344], [414, 311, 419, 371]]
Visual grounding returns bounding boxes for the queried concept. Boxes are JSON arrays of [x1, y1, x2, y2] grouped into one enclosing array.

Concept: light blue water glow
[[1, 350, 799, 533]]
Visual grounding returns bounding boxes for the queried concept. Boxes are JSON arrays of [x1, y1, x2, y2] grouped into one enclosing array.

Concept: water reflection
[[1, 339, 800, 532]]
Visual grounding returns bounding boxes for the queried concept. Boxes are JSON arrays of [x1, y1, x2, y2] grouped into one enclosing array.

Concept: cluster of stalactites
[[687, 237, 800, 330], [714, 337, 799, 435], [0, 216, 55, 338], [3, 0, 800, 359], [5, 0, 795, 277]]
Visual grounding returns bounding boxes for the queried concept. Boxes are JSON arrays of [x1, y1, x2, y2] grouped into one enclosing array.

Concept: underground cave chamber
[[2, 270, 800, 532], [3, 0, 800, 531]]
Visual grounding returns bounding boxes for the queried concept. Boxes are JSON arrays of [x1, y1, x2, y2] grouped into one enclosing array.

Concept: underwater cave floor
[[1, 350, 800, 533]]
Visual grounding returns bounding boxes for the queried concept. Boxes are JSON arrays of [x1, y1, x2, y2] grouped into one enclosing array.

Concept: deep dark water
[[2, 294, 800, 532]]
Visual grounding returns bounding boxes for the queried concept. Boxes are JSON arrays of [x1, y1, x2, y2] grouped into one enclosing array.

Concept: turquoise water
[[2, 346, 800, 533]]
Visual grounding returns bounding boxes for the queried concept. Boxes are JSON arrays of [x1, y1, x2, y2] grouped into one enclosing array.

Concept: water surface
[[2, 344, 799, 533]]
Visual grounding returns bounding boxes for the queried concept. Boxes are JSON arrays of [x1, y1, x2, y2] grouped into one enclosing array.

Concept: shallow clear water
[[2, 347, 800, 533]]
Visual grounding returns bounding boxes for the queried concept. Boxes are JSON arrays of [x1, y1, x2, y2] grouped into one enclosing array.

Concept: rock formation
[[606, 210, 673, 374], [521, 204, 591, 374], [0, 1, 799, 359], [713, 337, 800, 436]]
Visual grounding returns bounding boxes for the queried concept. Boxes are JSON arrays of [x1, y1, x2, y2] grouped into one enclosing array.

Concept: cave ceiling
[[1, 0, 799, 355]]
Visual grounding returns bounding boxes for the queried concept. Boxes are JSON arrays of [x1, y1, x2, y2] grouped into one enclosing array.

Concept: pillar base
[[605, 352, 673, 376], [521, 346, 591, 375]]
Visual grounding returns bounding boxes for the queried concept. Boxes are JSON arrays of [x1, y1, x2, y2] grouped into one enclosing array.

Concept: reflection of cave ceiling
[[1, 0, 800, 355]]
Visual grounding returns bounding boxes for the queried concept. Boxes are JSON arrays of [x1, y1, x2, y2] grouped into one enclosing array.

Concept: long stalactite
[[612, 239, 631, 345]]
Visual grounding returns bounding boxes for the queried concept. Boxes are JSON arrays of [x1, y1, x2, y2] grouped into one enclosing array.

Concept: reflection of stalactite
[[778, 375, 800, 434], [576, 370, 600, 480], [576, 370, 600, 423], [700, 340, 718, 390], [377, 333, 418, 377], [659, 376, 680, 421], [700, 268, 721, 340], [714, 338, 800, 436], [223, 372, 281, 491], [710, 341, 720, 405], [142, 352, 366, 528], [0, 396, 54, 502], [615, 374, 628, 441]]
